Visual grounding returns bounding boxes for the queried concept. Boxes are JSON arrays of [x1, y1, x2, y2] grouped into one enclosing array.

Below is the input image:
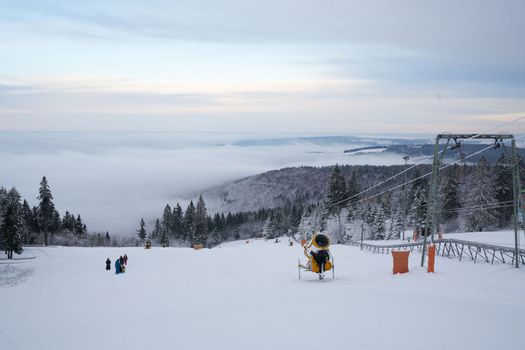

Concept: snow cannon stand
[[298, 234, 335, 280]]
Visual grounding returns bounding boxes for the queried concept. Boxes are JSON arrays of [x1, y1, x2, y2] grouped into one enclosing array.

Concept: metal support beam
[[511, 138, 521, 268]]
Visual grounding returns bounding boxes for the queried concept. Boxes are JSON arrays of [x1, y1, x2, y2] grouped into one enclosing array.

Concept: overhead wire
[[331, 116, 525, 206], [328, 115, 525, 209], [344, 132, 525, 208]]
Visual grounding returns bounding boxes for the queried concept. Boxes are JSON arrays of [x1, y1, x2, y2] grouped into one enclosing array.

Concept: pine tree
[[325, 164, 348, 215], [49, 210, 61, 233], [75, 215, 85, 235], [137, 218, 146, 240], [409, 169, 429, 229], [262, 211, 284, 239], [387, 210, 403, 240], [192, 195, 208, 245], [220, 213, 228, 241], [184, 201, 196, 242], [373, 205, 386, 240], [151, 219, 161, 241], [440, 165, 461, 222], [464, 157, 498, 232], [21, 200, 35, 244], [0, 202, 24, 259], [161, 204, 173, 239], [211, 213, 224, 244], [347, 170, 360, 201], [37, 176, 55, 246], [172, 203, 184, 240], [494, 154, 513, 227]]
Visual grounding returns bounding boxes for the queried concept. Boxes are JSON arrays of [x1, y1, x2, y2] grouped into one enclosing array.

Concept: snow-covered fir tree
[[373, 205, 386, 240], [161, 204, 173, 239], [262, 211, 283, 239], [191, 195, 208, 245], [151, 218, 161, 241], [494, 153, 513, 227], [0, 201, 24, 259], [410, 171, 429, 229], [439, 165, 461, 222], [388, 209, 404, 240], [37, 176, 55, 246], [464, 157, 498, 231], [137, 218, 146, 240], [325, 164, 348, 215], [297, 204, 326, 241], [172, 203, 184, 240], [184, 201, 196, 242]]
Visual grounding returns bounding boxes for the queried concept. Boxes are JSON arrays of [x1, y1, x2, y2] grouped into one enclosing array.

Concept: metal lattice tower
[[421, 133, 522, 268]]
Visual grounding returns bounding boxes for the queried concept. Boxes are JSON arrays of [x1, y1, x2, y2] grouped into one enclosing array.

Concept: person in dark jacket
[[115, 259, 121, 274], [119, 256, 124, 266], [105, 258, 111, 271], [123, 254, 128, 265]]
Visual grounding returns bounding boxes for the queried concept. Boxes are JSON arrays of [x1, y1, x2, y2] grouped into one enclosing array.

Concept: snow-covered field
[[1, 239, 524, 350]]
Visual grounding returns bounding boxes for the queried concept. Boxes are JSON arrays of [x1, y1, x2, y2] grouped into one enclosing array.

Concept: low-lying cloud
[[0, 132, 418, 235]]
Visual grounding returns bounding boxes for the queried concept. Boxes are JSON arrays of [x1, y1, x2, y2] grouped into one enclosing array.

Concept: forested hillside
[[145, 152, 523, 247]]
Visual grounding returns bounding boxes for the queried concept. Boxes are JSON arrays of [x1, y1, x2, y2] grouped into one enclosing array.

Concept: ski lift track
[[348, 239, 525, 266]]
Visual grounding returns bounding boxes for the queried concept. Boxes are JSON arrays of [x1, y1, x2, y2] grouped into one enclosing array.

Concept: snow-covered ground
[[1, 239, 524, 350]]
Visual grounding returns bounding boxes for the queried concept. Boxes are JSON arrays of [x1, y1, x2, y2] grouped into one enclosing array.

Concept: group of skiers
[[105, 254, 128, 274]]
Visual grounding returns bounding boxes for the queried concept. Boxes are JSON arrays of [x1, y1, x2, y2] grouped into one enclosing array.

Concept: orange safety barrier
[[300, 239, 307, 246], [427, 244, 436, 273], [193, 244, 204, 250], [392, 250, 410, 274]]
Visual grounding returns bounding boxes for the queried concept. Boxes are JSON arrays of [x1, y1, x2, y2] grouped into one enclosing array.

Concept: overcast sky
[[1, 0, 524, 134]]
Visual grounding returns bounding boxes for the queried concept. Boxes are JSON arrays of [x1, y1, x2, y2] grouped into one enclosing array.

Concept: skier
[[105, 258, 111, 271], [123, 254, 128, 265]]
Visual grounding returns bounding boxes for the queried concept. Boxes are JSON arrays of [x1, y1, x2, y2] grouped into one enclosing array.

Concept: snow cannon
[[298, 233, 334, 280]]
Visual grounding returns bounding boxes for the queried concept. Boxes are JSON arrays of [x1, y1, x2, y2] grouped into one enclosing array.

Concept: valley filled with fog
[[0, 132, 427, 235]]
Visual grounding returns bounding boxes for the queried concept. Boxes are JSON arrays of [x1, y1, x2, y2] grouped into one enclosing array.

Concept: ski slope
[[1, 239, 524, 350]]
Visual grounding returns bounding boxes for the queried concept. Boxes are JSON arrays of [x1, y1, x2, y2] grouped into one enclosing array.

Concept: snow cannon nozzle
[[314, 234, 330, 248]]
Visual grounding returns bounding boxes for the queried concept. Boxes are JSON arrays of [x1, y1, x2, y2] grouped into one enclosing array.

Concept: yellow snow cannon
[[298, 233, 334, 280]]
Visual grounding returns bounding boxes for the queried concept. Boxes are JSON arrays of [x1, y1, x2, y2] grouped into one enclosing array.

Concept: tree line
[[0, 176, 91, 258], [142, 153, 523, 247]]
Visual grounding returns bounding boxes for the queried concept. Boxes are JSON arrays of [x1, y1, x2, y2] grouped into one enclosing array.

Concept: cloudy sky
[[1, 0, 524, 134]]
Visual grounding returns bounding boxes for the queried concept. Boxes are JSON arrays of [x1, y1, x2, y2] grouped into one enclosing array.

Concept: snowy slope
[[1, 240, 524, 350]]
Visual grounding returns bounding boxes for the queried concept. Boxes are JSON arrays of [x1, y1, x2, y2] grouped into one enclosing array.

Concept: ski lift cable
[[329, 116, 525, 209], [345, 133, 525, 207], [440, 202, 517, 213], [417, 199, 517, 212]]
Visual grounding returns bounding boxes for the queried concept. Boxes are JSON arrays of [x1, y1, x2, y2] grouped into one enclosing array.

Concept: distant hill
[[384, 143, 525, 163], [202, 164, 431, 214]]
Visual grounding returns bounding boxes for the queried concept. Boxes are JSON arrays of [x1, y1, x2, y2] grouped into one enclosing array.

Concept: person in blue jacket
[[115, 258, 121, 274]]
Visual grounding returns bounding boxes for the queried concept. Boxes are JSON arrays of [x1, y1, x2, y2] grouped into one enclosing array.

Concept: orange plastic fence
[[193, 244, 204, 250], [427, 244, 436, 273], [392, 250, 410, 274], [300, 239, 307, 246]]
